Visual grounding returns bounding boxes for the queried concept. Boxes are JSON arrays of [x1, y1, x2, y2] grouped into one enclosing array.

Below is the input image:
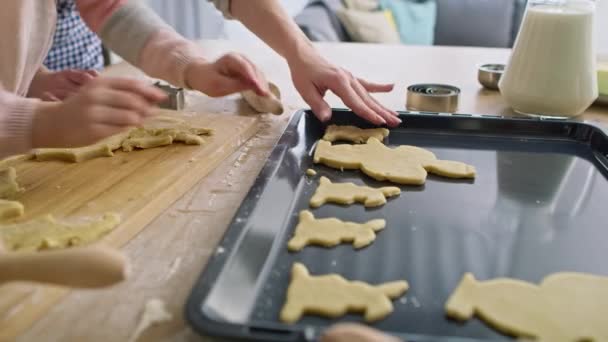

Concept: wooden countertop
[[17, 40, 608, 341]]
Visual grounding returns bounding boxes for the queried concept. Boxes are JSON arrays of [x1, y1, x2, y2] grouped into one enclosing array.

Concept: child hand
[[184, 52, 269, 98], [32, 77, 166, 148], [28, 69, 99, 101]]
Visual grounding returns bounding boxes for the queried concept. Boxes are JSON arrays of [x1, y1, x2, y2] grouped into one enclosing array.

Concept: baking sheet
[[186, 109, 608, 341]]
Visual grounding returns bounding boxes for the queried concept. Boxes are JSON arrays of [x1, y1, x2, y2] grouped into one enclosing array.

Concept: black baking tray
[[186, 109, 608, 341]]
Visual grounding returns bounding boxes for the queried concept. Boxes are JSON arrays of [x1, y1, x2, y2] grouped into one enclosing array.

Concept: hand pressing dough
[[241, 82, 284, 115], [314, 138, 476, 185], [310, 176, 400, 208], [0, 200, 24, 220], [446, 272, 608, 341], [323, 125, 390, 144], [288, 210, 385, 251], [1, 213, 120, 252], [0, 167, 24, 199], [128, 298, 173, 342], [280, 263, 408, 323]]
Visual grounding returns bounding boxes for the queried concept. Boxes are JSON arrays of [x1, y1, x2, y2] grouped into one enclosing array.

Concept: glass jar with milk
[[499, 0, 597, 117]]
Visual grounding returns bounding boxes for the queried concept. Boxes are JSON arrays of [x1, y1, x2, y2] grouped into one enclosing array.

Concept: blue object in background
[[380, 0, 437, 46]]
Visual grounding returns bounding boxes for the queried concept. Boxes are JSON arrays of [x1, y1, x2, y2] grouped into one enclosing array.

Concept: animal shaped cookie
[[314, 137, 475, 185], [287, 211, 385, 251], [446, 272, 608, 341], [280, 263, 408, 323], [310, 176, 400, 208], [322, 125, 390, 144]]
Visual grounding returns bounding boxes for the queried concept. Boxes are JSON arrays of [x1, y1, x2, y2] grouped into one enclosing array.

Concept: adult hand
[[289, 52, 400, 127], [32, 77, 166, 148], [28, 69, 99, 101], [185, 52, 269, 98]]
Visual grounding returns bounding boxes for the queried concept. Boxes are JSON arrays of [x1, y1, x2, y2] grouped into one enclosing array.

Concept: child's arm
[[28, 67, 98, 101], [76, 0, 267, 97], [0, 85, 39, 157]]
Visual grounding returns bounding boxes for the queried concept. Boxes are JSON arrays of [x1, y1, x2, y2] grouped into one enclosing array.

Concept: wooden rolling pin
[[0, 244, 128, 288]]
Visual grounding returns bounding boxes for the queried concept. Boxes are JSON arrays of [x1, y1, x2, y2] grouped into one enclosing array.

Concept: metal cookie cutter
[[406, 84, 460, 113], [478, 64, 505, 90], [154, 82, 185, 110]]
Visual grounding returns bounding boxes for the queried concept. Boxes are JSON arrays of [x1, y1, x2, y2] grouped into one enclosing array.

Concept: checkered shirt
[[44, 0, 104, 71]]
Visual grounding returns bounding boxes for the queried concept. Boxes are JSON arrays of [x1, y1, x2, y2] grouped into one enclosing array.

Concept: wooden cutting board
[[0, 109, 260, 341]]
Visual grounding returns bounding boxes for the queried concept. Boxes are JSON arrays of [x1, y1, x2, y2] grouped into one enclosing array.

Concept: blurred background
[[142, 0, 607, 54]]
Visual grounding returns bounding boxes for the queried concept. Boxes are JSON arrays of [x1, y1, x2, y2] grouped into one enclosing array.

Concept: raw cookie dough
[[128, 298, 173, 342], [0, 200, 24, 220], [314, 137, 476, 185], [1, 213, 120, 252], [34, 124, 213, 162], [323, 125, 390, 144], [445, 272, 608, 341], [0, 167, 24, 198], [280, 263, 408, 323], [288, 210, 385, 251], [241, 82, 284, 115], [121, 127, 211, 152], [34, 144, 114, 163], [310, 176, 400, 208], [306, 168, 317, 176]]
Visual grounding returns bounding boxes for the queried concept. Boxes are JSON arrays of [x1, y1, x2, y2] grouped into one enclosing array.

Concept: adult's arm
[[227, 0, 400, 126]]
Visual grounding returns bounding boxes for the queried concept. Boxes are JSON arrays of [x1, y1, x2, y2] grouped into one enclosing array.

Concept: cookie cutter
[[406, 84, 460, 113], [478, 64, 505, 90], [154, 81, 185, 110]]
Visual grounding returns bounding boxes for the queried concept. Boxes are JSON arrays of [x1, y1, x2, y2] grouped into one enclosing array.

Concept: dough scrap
[[34, 124, 212, 162], [323, 125, 389, 144], [288, 210, 385, 251], [0, 200, 24, 220], [280, 263, 408, 323], [310, 176, 400, 208], [128, 298, 173, 342], [241, 82, 284, 115], [445, 272, 608, 341], [1, 213, 120, 252], [0, 167, 24, 199], [306, 168, 317, 176], [314, 138, 476, 185]]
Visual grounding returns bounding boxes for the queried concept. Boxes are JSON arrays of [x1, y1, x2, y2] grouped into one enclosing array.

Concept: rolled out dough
[[1, 213, 120, 252], [34, 123, 213, 163], [446, 272, 608, 341], [314, 138, 476, 185], [323, 125, 389, 144], [0, 200, 24, 220], [310, 176, 400, 208], [280, 263, 408, 323], [0, 167, 24, 199], [288, 210, 385, 251], [241, 82, 284, 115]]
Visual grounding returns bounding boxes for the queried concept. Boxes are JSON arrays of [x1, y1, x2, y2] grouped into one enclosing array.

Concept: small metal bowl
[[478, 64, 505, 90]]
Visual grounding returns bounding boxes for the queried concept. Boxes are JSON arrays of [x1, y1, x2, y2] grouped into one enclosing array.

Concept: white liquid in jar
[[499, 4, 597, 117]]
